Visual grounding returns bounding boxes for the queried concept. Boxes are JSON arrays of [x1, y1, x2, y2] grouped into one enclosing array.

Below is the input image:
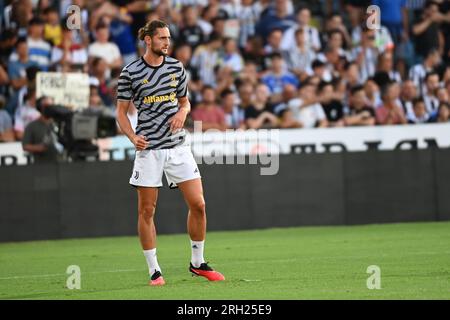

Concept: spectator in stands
[[7, 39, 38, 116], [245, 82, 279, 129], [437, 86, 449, 105], [350, 10, 394, 53], [262, 52, 299, 104], [256, 0, 296, 38], [178, 5, 205, 50], [211, 16, 227, 39], [26, 17, 52, 71], [88, 22, 123, 78], [236, 0, 259, 49], [344, 85, 376, 126], [399, 79, 419, 120], [91, 57, 115, 108], [430, 102, 450, 123], [407, 98, 430, 124], [14, 88, 41, 140], [376, 82, 407, 125], [174, 43, 201, 103], [319, 81, 345, 127], [322, 12, 352, 50], [191, 86, 227, 131], [51, 24, 88, 72], [277, 84, 302, 129], [377, 51, 402, 83], [191, 34, 222, 87], [364, 77, 382, 108], [238, 61, 260, 87], [197, 3, 216, 37], [264, 28, 284, 55], [351, 26, 380, 83], [237, 81, 255, 114], [215, 66, 236, 98], [423, 71, 441, 114], [372, 0, 409, 45], [43, 7, 62, 47], [343, 61, 362, 88], [312, 58, 332, 82], [222, 37, 244, 73], [106, 8, 139, 66], [0, 29, 18, 65], [287, 82, 328, 129], [0, 97, 14, 142], [409, 47, 441, 95], [221, 89, 245, 130], [322, 29, 349, 60], [88, 82, 115, 117], [283, 27, 316, 81], [22, 96, 60, 163], [281, 6, 321, 52], [412, 0, 443, 59], [0, 66, 8, 87]]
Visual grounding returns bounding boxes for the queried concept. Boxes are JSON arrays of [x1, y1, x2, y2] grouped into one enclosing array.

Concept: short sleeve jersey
[[117, 56, 188, 150]]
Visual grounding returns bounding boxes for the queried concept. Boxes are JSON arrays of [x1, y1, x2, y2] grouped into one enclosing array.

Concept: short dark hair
[[438, 101, 449, 111], [43, 6, 58, 15], [220, 89, 235, 99], [350, 85, 365, 95], [312, 59, 326, 69], [202, 85, 215, 94], [425, 71, 439, 82], [29, 17, 44, 26], [412, 97, 425, 107], [425, 0, 439, 9], [15, 37, 27, 48], [138, 20, 169, 41], [318, 81, 333, 93], [269, 52, 283, 60]]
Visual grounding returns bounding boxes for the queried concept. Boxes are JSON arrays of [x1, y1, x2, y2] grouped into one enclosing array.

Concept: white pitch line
[[0, 269, 145, 281]]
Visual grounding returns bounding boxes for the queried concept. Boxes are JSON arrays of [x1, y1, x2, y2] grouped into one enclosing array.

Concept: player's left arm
[[169, 96, 190, 132], [169, 64, 190, 132]]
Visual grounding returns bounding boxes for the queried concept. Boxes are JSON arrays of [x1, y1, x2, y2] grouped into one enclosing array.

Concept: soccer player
[[116, 20, 225, 286]]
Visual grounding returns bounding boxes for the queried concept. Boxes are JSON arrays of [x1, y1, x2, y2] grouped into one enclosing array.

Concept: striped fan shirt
[[117, 56, 188, 150]]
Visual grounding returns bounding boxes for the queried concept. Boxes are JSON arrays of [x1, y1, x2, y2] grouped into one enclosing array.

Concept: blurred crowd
[[1, 0, 450, 146]]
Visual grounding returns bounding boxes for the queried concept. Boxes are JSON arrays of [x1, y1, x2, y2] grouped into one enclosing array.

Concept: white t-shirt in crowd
[[288, 98, 326, 129], [88, 42, 121, 65]]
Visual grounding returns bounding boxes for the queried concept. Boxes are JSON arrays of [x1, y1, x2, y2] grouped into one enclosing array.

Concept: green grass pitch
[[1, 222, 449, 300]]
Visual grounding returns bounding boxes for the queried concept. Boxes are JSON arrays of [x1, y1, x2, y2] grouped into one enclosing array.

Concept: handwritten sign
[[36, 72, 89, 110]]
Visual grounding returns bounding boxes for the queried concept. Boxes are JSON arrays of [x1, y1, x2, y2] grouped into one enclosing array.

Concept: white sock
[[190, 240, 205, 268], [143, 249, 161, 276]]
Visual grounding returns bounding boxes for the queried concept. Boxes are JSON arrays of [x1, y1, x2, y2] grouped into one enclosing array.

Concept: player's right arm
[[116, 100, 149, 151], [116, 67, 148, 151]]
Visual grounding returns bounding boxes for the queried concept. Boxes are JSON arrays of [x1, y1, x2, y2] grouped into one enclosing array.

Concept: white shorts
[[129, 145, 201, 189]]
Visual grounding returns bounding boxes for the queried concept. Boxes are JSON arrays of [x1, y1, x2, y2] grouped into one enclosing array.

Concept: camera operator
[[22, 96, 62, 164]]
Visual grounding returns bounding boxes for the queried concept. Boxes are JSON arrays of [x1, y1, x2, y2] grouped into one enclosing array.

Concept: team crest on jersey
[[142, 79, 149, 84], [169, 74, 178, 87]]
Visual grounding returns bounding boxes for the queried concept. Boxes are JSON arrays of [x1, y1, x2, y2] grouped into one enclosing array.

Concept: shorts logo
[[134, 171, 139, 180]]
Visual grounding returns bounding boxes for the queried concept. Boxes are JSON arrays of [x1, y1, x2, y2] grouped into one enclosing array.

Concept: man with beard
[[116, 20, 225, 287]]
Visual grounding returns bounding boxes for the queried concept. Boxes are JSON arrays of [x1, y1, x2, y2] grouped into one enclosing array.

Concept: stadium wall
[[0, 149, 449, 242]]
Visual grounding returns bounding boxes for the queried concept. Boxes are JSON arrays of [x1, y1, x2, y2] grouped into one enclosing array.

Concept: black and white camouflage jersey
[[117, 56, 188, 150]]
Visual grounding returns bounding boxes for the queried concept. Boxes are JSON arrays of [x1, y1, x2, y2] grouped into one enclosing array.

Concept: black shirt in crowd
[[322, 100, 345, 123]]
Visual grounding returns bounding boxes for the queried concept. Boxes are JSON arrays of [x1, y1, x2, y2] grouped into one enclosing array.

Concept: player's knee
[[190, 199, 206, 215], [139, 203, 156, 221]]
